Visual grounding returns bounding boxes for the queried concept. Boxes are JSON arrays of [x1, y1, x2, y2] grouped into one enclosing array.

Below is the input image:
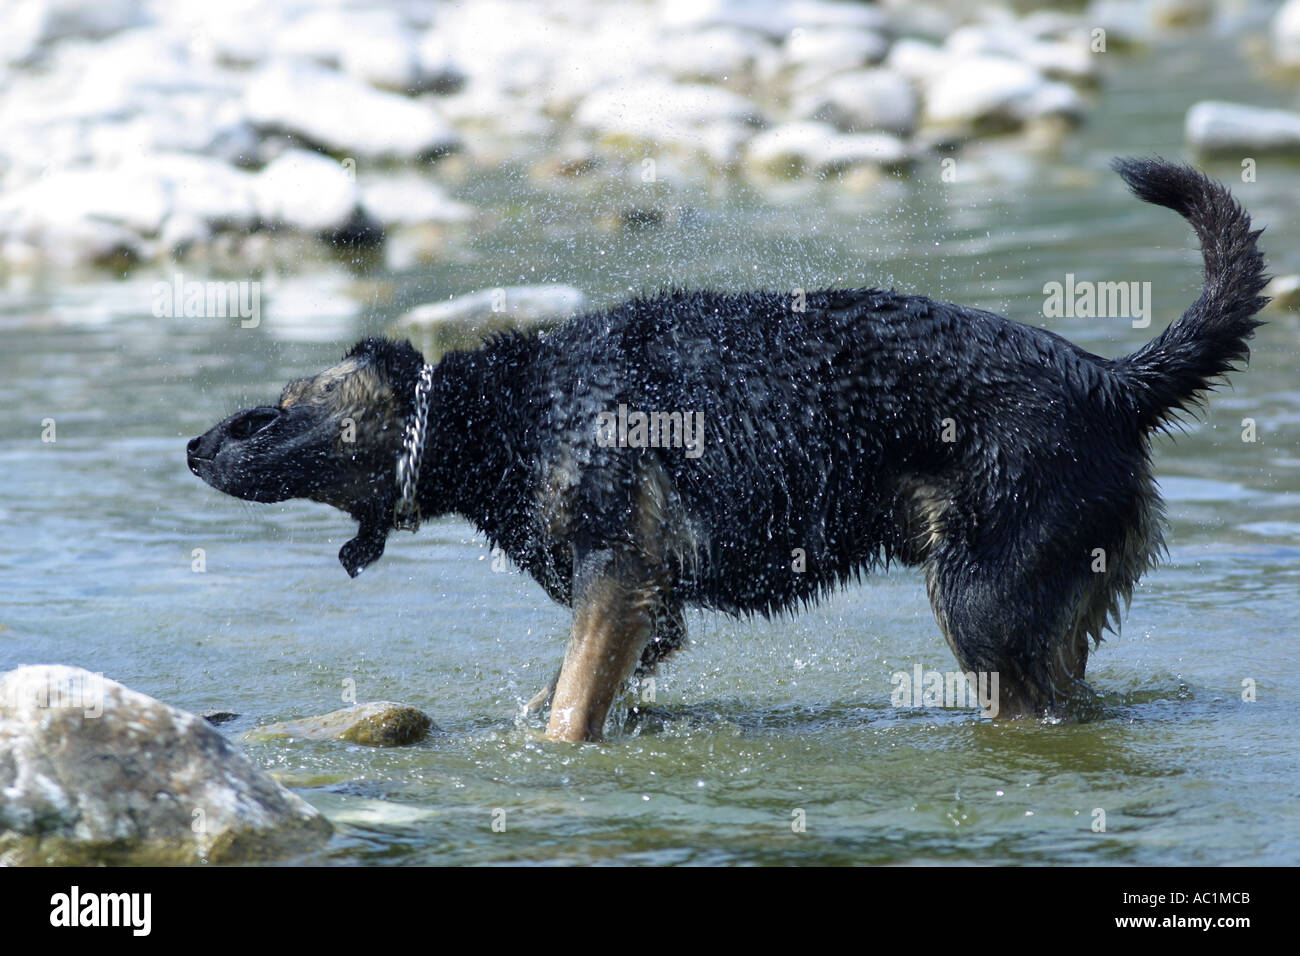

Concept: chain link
[[393, 363, 434, 531]]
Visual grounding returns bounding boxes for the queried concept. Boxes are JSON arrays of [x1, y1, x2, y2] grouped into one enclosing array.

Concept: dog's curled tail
[[1112, 157, 1268, 431]]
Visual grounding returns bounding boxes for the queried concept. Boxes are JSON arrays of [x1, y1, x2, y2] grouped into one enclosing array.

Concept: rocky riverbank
[[0, 0, 1153, 273]]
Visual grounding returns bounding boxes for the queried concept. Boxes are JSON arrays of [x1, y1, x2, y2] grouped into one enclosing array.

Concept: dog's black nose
[[186, 436, 205, 475]]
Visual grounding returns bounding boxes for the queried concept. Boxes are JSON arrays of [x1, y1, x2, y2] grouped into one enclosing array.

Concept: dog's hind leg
[[635, 604, 686, 679], [925, 550, 1093, 719], [546, 547, 666, 742]]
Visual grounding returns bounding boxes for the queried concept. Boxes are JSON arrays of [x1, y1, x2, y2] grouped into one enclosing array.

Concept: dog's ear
[[344, 338, 426, 417], [331, 339, 427, 577]]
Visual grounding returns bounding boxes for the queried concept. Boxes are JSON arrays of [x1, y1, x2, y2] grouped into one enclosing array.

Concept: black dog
[[188, 159, 1267, 741]]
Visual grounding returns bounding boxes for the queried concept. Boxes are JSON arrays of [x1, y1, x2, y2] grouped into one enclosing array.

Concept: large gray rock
[[1185, 101, 1300, 154], [0, 665, 331, 865]]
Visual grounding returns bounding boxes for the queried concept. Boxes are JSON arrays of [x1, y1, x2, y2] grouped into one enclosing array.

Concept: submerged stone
[[249, 702, 435, 747]]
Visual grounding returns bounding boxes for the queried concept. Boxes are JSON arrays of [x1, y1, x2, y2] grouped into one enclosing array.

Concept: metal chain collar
[[393, 363, 434, 531]]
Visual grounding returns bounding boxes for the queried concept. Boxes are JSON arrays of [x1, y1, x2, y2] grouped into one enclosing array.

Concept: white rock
[[0, 217, 143, 268], [159, 211, 213, 254], [745, 121, 838, 174], [659, 27, 776, 86], [244, 61, 462, 160], [886, 38, 949, 83], [575, 78, 764, 144], [944, 23, 1026, 58], [341, 28, 426, 92], [1150, 0, 1212, 28], [1022, 39, 1100, 84], [436, 84, 552, 140], [1019, 82, 1086, 123], [1086, 0, 1154, 47], [812, 132, 910, 173], [783, 27, 888, 71], [421, 3, 555, 96], [1, 0, 147, 64], [924, 56, 1080, 127], [794, 69, 918, 136], [745, 121, 907, 176], [0, 29, 255, 175], [269, 6, 434, 92], [1021, 10, 1088, 39], [254, 149, 361, 233], [397, 284, 589, 329], [698, 120, 758, 168], [781, 0, 891, 32], [944, 23, 1098, 84], [158, 0, 282, 66], [0, 153, 256, 245], [1, 0, 53, 64], [662, 0, 888, 39], [1185, 100, 1300, 153], [144, 153, 259, 227], [1263, 274, 1300, 311], [359, 176, 475, 227], [415, 32, 469, 93], [1274, 0, 1300, 67], [0, 166, 169, 237]]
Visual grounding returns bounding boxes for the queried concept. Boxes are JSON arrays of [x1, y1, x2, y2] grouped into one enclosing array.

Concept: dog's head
[[187, 337, 426, 576]]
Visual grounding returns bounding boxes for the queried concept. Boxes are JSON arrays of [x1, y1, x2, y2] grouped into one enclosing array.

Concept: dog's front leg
[[546, 548, 658, 743]]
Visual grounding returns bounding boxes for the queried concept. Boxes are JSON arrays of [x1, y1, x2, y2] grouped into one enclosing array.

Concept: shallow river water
[[2, 29, 1298, 865]]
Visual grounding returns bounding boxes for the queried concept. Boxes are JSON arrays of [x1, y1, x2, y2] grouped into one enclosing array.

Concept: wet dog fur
[[188, 159, 1267, 742]]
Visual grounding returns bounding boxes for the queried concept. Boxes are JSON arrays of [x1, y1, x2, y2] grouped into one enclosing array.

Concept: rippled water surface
[[2, 31, 1298, 865]]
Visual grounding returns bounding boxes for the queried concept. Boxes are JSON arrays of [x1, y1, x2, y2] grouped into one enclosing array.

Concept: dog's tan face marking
[[278, 358, 397, 418]]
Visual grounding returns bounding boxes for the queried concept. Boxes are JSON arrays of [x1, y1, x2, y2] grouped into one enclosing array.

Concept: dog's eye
[[227, 408, 280, 441]]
